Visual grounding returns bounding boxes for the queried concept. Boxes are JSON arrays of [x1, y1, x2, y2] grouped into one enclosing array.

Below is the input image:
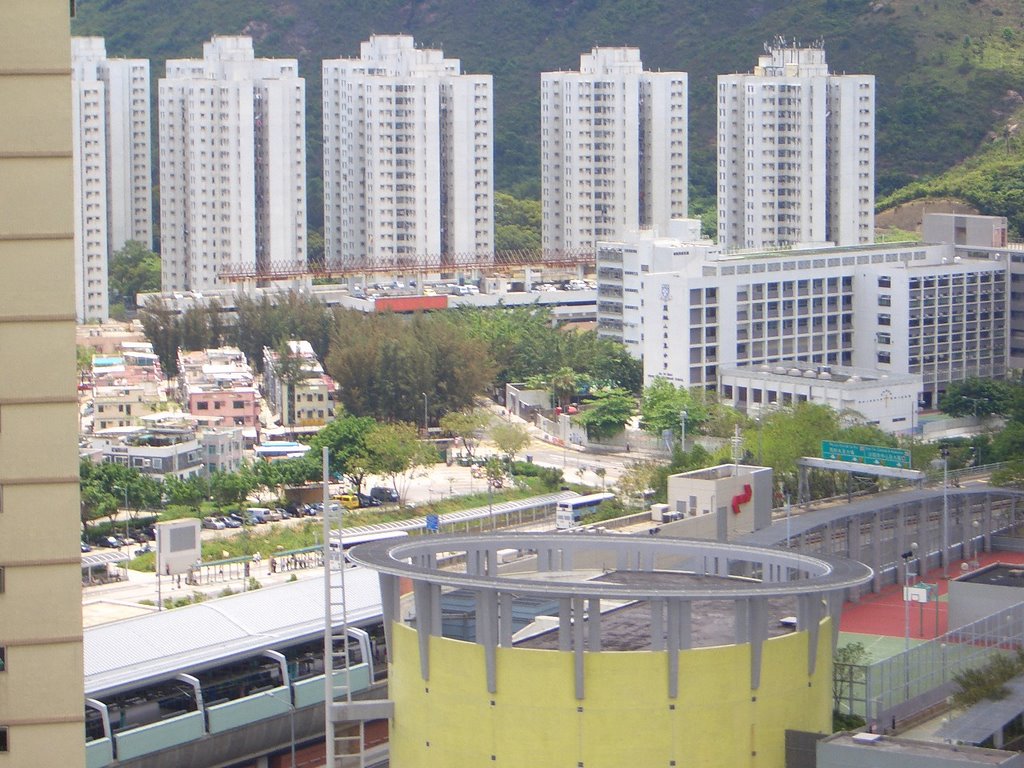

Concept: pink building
[[178, 347, 261, 430]]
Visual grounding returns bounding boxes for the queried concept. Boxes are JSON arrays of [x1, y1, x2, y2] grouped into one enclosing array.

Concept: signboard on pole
[[822, 440, 911, 469]]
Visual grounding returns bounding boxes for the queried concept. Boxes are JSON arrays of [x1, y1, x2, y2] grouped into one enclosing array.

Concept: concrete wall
[[388, 618, 832, 768]]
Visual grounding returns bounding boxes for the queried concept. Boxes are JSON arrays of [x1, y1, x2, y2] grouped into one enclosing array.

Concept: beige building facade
[[0, 1, 86, 766]]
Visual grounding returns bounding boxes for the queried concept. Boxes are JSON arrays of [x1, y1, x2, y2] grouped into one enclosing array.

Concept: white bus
[[328, 529, 409, 554], [555, 492, 615, 529]]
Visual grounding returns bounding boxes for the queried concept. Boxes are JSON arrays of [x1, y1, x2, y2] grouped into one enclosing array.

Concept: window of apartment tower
[[0, 647, 5, 672], [0, 726, 7, 752], [233, 401, 245, 410], [0, 566, 5, 593]]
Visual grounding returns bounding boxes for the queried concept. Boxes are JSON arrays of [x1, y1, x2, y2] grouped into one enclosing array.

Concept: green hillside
[[73, 0, 1024, 222]]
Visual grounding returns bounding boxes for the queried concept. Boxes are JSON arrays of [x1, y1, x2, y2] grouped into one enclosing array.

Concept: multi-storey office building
[[72, 37, 152, 321], [542, 48, 688, 253], [0, 1, 86, 764], [323, 35, 493, 269], [717, 42, 874, 250], [598, 216, 1008, 409], [159, 36, 306, 292]]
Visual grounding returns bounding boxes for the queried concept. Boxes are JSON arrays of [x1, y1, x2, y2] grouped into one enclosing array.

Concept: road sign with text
[[822, 440, 911, 469]]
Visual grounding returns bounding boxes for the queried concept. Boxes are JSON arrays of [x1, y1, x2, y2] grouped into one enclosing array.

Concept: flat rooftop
[[821, 732, 1020, 765], [957, 563, 1024, 588], [516, 570, 798, 651]]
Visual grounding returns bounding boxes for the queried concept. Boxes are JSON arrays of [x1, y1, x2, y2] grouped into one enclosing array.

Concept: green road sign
[[821, 440, 911, 469]]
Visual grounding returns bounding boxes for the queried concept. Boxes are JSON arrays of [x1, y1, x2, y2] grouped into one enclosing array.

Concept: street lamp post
[[680, 410, 687, 452], [422, 392, 429, 434], [942, 448, 949, 578], [262, 689, 296, 768], [902, 542, 919, 701], [112, 484, 129, 542]]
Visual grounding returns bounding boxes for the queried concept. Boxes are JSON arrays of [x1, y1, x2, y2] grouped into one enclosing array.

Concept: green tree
[[494, 192, 541, 251], [489, 422, 531, 463], [549, 366, 578, 409], [162, 475, 210, 518], [940, 377, 1012, 418], [440, 408, 492, 459], [109, 240, 161, 309], [952, 650, 1024, 709], [640, 378, 710, 439], [139, 296, 181, 377], [617, 459, 663, 509], [76, 345, 93, 374], [363, 422, 434, 503], [272, 341, 316, 427], [326, 311, 494, 423], [306, 413, 378, 490], [208, 467, 257, 508], [576, 388, 634, 440], [755, 403, 842, 497], [833, 642, 870, 716]]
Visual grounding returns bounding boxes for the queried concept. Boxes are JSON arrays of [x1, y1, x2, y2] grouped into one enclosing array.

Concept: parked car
[[202, 517, 226, 530], [244, 507, 271, 524], [332, 493, 361, 510], [134, 543, 153, 557], [221, 516, 241, 529], [263, 508, 283, 522], [370, 486, 399, 503], [96, 535, 122, 549], [357, 493, 381, 508], [80, 541, 92, 553]]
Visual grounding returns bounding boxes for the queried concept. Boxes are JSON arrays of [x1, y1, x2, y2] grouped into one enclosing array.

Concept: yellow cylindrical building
[[350, 534, 872, 768]]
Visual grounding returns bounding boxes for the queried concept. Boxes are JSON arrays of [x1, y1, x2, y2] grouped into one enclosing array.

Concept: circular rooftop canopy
[[348, 532, 873, 601]]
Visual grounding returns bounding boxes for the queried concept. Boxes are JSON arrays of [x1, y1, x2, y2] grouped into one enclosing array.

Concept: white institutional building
[[159, 36, 306, 292], [542, 47, 688, 253], [71, 37, 152, 321], [717, 41, 874, 250], [322, 35, 494, 269], [597, 215, 1009, 424]]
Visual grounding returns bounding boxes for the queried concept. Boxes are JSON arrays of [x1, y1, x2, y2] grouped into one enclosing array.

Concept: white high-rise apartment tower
[[542, 48, 688, 253], [717, 41, 874, 250], [323, 35, 493, 268], [159, 36, 306, 291], [71, 37, 152, 321]]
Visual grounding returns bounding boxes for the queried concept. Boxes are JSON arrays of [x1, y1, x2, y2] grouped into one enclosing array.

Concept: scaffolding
[[219, 247, 595, 282]]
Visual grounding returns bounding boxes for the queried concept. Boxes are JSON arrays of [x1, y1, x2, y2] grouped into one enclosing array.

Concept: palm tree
[[549, 366, 578, 410]]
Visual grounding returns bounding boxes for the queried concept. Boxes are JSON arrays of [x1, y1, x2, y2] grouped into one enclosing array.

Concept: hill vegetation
[[73, 0, 1024, 223]]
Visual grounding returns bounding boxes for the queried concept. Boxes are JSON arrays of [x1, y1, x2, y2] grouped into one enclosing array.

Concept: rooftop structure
[[350, 533, 871, 768], [718, 362, 922, 434], [82, 573, 384, 768], [818, 732, 1023, 768]]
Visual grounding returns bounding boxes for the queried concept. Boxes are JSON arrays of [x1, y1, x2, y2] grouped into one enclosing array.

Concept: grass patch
[[127, 481, 577, 571]]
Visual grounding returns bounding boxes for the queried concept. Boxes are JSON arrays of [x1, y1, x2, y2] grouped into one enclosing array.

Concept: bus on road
[[555, 492, 615, 529]]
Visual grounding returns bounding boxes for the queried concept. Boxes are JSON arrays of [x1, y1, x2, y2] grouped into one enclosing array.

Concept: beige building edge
[[0, 2, 85, 767]]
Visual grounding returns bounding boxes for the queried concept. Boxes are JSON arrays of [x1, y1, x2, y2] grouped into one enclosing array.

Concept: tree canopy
[[576, 388, 634, 440], [109, 240, 161, 310], [639, 378, 710, 439], [940, 377, 1013, 418], [325, 311, 494, 423]]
